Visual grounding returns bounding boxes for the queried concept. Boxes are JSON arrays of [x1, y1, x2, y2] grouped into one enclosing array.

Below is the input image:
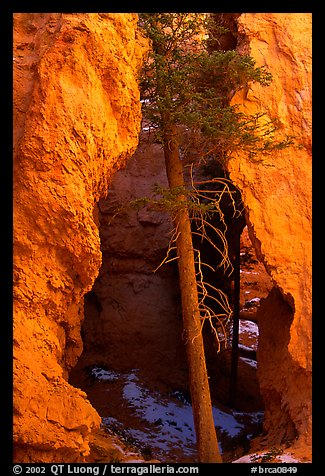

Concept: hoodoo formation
[[13, 13, 312, 464], [13, 13, 148, 462], [229, 14, 312, 457]]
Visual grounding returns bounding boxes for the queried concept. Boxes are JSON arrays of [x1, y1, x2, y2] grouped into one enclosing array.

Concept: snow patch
[[276, 454, 301, 463], [91, 367, 119, 381], [246, 298, 261, 304], [233, 450, 303, 463], [98, 368, 264, 460], [240, 357, 258, 368], [239, 320, 259, 337]]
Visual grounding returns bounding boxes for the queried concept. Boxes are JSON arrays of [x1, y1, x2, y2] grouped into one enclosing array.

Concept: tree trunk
[[229, 229, 241, 407], [163, 124, 222, 463]]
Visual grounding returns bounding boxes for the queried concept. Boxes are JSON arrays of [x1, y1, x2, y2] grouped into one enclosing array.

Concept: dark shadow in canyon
[[68, 13, 280, 459], [68, 129, 274, 462], [69, 15, 276, 461]]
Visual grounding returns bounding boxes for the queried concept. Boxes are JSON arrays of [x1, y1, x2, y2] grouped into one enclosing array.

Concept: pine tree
[[138, 13, 291, 462]]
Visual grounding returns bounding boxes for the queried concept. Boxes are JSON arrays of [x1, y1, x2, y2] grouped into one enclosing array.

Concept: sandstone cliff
[[13, 12, 312, 463], [13, 13, 148, 462], [229, 13, 312, 457]]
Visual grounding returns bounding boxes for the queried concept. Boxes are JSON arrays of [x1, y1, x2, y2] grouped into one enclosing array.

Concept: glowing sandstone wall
[[13, 11, 312, 463], [13, 13, 148, 462], [229, 13, 312, 456]]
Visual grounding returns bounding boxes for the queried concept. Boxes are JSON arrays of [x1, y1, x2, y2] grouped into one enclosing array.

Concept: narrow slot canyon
[[13, 12, 312, 467], [68, 130, 280, 462]]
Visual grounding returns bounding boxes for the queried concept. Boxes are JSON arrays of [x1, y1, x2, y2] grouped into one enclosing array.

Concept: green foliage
[[138, 13, 292, 166], [128, 183, 235, 221], [136, 13, 294, 354]]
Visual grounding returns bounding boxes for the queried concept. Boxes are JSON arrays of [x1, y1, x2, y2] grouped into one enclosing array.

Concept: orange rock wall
[[13, 11, 312, 462], [13, 13, 148, 462], [229, 13, 312, 455]]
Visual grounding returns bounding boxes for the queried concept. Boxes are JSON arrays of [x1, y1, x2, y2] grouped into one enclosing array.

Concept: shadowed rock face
[[70, 130, 273, 423], [13, 12, 312, 463], [228, 13, 312, 457], [75, 139, 188, 393], [13, 13, 148, 462]]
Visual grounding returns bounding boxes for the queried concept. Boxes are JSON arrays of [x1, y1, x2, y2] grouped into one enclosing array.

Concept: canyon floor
[[69, 228, 304, 463]]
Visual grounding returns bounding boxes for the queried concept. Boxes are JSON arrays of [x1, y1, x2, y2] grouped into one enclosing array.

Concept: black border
[[3, 3, 319, 474]]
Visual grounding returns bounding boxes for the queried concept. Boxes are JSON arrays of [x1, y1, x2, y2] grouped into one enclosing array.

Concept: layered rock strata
[[73, 137, 187, 392], [13, 13, 147, 462]]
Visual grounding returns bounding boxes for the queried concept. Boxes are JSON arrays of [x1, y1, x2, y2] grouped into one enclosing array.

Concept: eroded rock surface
[[229, 13, 312, 456], [13, 11, 312, 463], [13, 13, 148, 462], [71, 136, 187, 393]]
